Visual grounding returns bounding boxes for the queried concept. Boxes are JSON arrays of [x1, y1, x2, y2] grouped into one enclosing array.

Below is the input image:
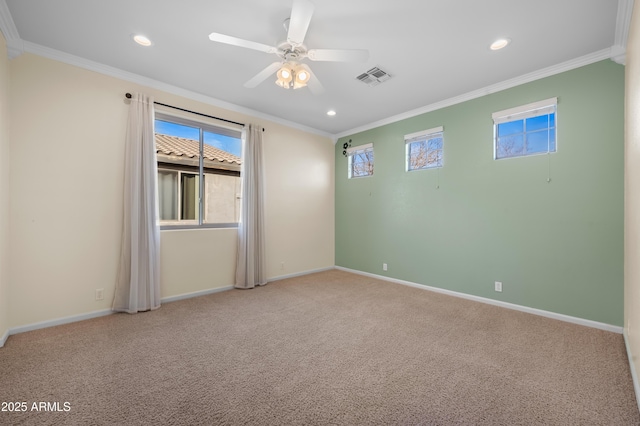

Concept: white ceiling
[[0, 0, 632, 138]]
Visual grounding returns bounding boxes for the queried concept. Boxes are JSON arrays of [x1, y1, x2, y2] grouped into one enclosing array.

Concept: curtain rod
[[125, 92, 251, 129]]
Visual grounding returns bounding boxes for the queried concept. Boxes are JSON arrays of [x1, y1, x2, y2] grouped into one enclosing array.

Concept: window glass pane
[[204, 131, 242, 158], [497, 134, 524, 158], [526, 114, 549, 132], [407, 135, 443, 171], [409, 141, 427, 170], [427, 137, 443, 150], [549, 129, 556, 152], [410, 140, 426, 156], [498, 120, 524, 137], [157, 170, 178, 221], [549, 112, 555, 128], [350, 149, 373, 177], [526, 130, 551, 154], [201, 131, 242, 224], [203, 173, 241, 224], [180, 173, 199, 221], [427, 150, 439, 166], [156, 120, 199, 141]]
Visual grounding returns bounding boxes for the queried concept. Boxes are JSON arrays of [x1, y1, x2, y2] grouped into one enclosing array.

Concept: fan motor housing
[[278, 42, 307, 61]]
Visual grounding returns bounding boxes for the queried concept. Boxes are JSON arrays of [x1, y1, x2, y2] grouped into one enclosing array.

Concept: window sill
[[160, 223, 239, 231]]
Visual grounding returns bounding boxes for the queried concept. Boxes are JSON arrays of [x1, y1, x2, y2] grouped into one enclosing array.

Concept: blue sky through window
[[155, 120, 242, 157], [496, 112, 555, 159]]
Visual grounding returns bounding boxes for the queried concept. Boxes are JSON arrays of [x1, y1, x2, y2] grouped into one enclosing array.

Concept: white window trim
[[492, 97, 557, 125], [404, 126, 444, 143], [346, 142, 373, 156]]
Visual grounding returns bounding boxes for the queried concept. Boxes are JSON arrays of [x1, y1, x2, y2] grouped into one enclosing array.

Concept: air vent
[[356, 67, 392, 87]]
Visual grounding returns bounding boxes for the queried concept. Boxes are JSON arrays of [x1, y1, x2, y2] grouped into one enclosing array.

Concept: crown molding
[[611, 45, 627, 65], [1, 0, 630, 142], [0, 0, 18, 40], [0, 0, 22, 58], [615, 0, 635, 46], [335, 48, 613, 141], [611, 0, 635, 65], [19, 40, 333, 140]]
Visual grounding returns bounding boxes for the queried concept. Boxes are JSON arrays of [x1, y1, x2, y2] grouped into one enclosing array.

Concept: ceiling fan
[[208, 0, 369, 94]]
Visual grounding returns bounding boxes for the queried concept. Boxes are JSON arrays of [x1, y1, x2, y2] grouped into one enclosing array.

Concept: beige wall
[[625, 1, 640, 403], [8, 53, 334, 328], [0, 33, 9, 342]]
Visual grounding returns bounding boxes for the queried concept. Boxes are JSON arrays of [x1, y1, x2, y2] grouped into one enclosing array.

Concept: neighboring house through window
[[347, 143, 374, 178], [493, 98, 557, 159], [405, 126, 444, 171], [155, 113, 242, 227]]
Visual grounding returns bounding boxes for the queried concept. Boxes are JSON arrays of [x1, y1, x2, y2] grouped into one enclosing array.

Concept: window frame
[[156, 168, 200, 226], [404, 126, 444, 171], [492, 97, 557, 160], [155, 112, 242, 230], [347, 143, 374, 179]]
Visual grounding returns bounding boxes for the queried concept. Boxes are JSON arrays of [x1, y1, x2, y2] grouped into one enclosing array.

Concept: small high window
[[347, 143, 374, 178], [493, 98, 557, 159], [405, 126, 444, 171]]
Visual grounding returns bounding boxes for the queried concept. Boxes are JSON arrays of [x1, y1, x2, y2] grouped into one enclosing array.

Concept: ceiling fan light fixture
[[279, 68, 291, 80], [276, 64, 294, 88], [292, 64, 310, 89], [277, 65, 293, 81], [296, 70, 309, 83], [275, 62, 311, 90]]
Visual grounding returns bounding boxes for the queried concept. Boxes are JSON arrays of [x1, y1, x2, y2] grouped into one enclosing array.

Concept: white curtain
[[113, 93, 161, 313], [235, 124, 267, 289]]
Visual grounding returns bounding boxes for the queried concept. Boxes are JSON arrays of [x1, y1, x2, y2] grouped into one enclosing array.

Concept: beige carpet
[[1, 269, 638, 425]]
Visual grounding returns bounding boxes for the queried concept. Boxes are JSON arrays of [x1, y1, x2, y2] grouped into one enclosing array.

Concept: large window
[[405, 126, 444, 171], [347, 143, 374, 178], [493, 98, 557, 159], [155, 113, 242, 228]]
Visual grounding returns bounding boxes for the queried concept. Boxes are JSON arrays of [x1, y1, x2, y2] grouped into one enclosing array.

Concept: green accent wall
[[335, 60, 625, 326]]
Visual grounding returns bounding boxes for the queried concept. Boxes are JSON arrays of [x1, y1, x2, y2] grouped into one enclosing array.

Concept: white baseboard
[[0, 328, 8, 348], [3, 285, 236, 345], [336, 266, 623, 334], [268, 266, 336, 283], [624, 329, 640, 413], [161, 285, 234, 303], [9, 309, 114, 336]]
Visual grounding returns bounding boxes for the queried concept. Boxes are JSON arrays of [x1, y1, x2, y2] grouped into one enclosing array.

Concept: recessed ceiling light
[[133, 34, 153, 47], [490, 38, 511, 51], [327, 110, 336, 116]]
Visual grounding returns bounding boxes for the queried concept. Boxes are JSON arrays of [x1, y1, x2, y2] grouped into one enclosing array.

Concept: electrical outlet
[[494, 281, 502, 292], [95, 288, 104, 301], [383, 263, 388, 271]]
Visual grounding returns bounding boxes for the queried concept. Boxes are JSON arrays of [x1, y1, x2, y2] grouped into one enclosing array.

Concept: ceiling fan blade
[[299, 64, 325, 95], [307, 49, 370, 62], [244, 62, 283, 88], [287, 0, 314, 46], [209, 32, 277, 54]]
